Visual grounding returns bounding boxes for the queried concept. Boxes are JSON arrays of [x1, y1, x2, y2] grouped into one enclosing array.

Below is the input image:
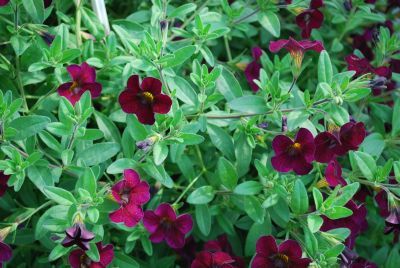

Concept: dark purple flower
[[0, 172, 10, 197], [143, 203, 193, 249], [340, 247, 378, 268], [203, 235, 245, 268], [0, 0, 9, 6], [69, 242, 114, 268], [296, 0, 324, 38], [269, 38, 324, 76], [271, 128, 315, 175], [251, 235, 311, 268], [321, 201, 368, 249], [346, 54, 392, 79], [109, 169, 150, 228], [383, 207, 400, 241], [0, 241, 12, 268], [325, 159, 347, 187], [39, 31, 55, 46], [244, 47, 263, 92], [191, 251, 237, 268], [119, 75, 172, 125], [57, 62, 102, 105], [62, 223, 95, 251]]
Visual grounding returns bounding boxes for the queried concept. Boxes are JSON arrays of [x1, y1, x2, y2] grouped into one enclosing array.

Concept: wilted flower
[[251, 235, 311, 268], [269, 38, 324, 77], [0, 0, 9, 6], [191, 251, 237, 268], [321, 201, 368, 249], [143, 203, 193, 249], [57, 62, 102, 105], [109, 169, 150, 228], [69, 242, 114, 268], [62, 223, 95, 251], [244, 47, 263, 92], [271, 128, 315, 175], [0, 172, 10, 197], [119, 75, 172, 125], [295, 0, 324, 38], [136, 136, 158, 151]]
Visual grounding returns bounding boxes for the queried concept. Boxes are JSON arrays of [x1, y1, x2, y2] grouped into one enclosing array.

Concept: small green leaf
[[258, 11, 280, 37], [195, 205, 211, 236], [290, 179, 309, 214], [44, 186, 76, 205], [187, 186, 215, 204], [234, 181, 263, 195], [217, 157, 238, 190], [9, 115, 50, 140], [318, 51, 333, 84], [307, 215, 323, 233]]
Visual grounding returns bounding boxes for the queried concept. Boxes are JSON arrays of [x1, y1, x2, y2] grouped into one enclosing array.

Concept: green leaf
[[107, 158, 137, 174], [352, 151, 376, 180], [332, 183, 360, 207], [153, 142, 168, 165], [324, 206, 353, 220], [9, 115, 50, 140], [77, 168, 97, 196], [114, 253, 139, 268], [48, 244, 70, 261], [228, 96, 268, 114], [318, 51, 333, 84], [258, 11, 280, 37], [94, 111, 122, 143], [313, 188, 323, 210], [217, 157, 238, 190], [86, 243, 100, 262], [163, 46, 196, 68], [359, 133, 385, 158], [22, 0, 45, 24], [392, 98, 400, 136], [44, 186, 76, 205], [307, 215, 323, 233], [244, 196, 265, 223], [141, 235, 153, 256], [207, 124, 235, 160], [170, 3, 197, 18], [81, 7, 105, 39], [27, 165, 54, 192], [187, 186, 215, 204], [290, 179, 309, 214], [166, 76, 198, 106], [195, 205, 211, 236], [234, 181, 263, 195], [245, 215, 271, 256], [216, 67, 243, 101], [127, 114, 149, 141], [77, 142, 120, 166]]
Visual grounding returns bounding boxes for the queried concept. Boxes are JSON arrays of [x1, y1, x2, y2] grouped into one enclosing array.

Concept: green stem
[[233, 7, 260, 25], [75, 0, 83, 47], [29, 86, 57, 113], [16, 201, 53, 225], [173, 171, 205, 206], [224, 36, 232, 62]]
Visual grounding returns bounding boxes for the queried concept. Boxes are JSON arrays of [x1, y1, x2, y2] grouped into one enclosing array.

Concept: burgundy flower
[[0, 241, 12, 268], [174, 236, 199, 267], [191, 251, 237, 268], [251, 235, 311, 268], [346, 54, 391, 78], [119, 75, 172, 125], [314, 122, 366, 163], [61, 223, 95, 251], [340, 247, 378, 268], [244, 47, 263, 92], [325, 160, 347, 187], [57, 62, 102, 105], [143, 203, 193, 249], [0, 0, 9, 6], [204, 235, 245, 268], [271, 128, 315, 175], [321, 201, 368, 249], [109, 169, 150, 228], [269, 38, 324, 76], [69, 242, 114, 268], [296, 0, 324, 38], [0, 172, 10, 197]]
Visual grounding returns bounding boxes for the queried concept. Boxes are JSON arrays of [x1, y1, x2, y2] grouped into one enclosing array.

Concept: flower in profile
[[191, 251, 237, 268], [119, 75, 172, 125], [38, 31, 55, 46], [57, 62, 102, 105], [61, 223, 95, 251], [295, 0, 324, 38], [69, 242, 114, 268], [143, 203, 193, 249], [375, 188, 400, 242], [251, 235, 311, 268], [109, 169, 150, 228], [346, 54, 392, 78], [0, 172, 10, 197], [269, 38, 324, 77], [0, 0, 9, 6], [244, 47, 263, 92], [325, 159, 347, 187], [321, 201, 368, 249], [271, 128, 315, 175]]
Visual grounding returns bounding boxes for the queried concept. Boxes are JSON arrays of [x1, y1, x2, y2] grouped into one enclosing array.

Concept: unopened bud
[[281, 116, 288, 132]]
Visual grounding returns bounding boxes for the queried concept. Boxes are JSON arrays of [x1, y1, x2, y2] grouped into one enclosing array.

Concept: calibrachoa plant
[[0, 0, 400, 267]]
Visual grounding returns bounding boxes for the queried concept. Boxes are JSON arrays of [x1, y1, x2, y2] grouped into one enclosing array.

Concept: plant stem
[[224, 36, 232, 62], [29, 86, 57, 113], [173, 171, 205, 205], [233, 7, 260, 24], [16, 201, 53, 225], [75, 0, 83, 47]]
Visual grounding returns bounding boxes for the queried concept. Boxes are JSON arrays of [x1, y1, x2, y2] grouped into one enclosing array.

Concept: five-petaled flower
[[296, 0, 324, 38], [251, 235, 311, 268], [61, 223, 95, 251], [109, 169, 150, 228], [244, 47, 263, 92], [271, 128, 316, 175], [143, 203, 193, 249], [57, 62, 102, 106], [0, 172, 10, 197], [69, 242, 114, 268], [269, 37, 324, 77], [314, 122, 366, 163], [119, 75, 172, 125]]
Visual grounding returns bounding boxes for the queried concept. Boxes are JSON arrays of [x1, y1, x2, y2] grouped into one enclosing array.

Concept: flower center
[[160, 217, 173, 229], [80, 254, 92, 268], [289, 50, 304, 74], [288, 142, 302, 156], [140, 91, 154, 104], [316, 178, 329, 188], [69, 81, 80, 94], [272, 253, 289, 268], [120, 187, 131, 205]]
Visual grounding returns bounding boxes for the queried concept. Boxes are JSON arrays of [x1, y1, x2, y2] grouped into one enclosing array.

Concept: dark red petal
[[99, 244, 114, 266], [291, 257, 312, 268], [141, 77, 162, 95], [175, 214, 193, 234], [213, 252, 235, 265], [295, 128, 315, 163], [153, 94, 172, 114], [325, 160, 347, 187], [0, 242, 12, 262], [251, 255, 272, 268], [296, 12, 309, 28], [155, 203, 177, 220], [278, 239, 302, 259], [143, 211, 160, 233], [244, 61, 262, 92], [123, 204, 144, 227], [149, 227, 165, 243], [127, 75, 141, 94], [272, 135, 293, 154], [82, 82, 102, 98], [68, 249, 85, 268], [252, 47, 263, 60], [119, 90, 143, 114], [269, 39, 290, 53], [123, 169, 140, 188], [109, 207, 125, 224], [298, 39, 325, 52], [255, 236, 278, 256], [136, 105, 156, 125], [310, 0, 323, 8], [67, 64, 82, 81], [375, 190, 390, 217], [79, 62, 96, 83], [314, 132, 340, 163], [165, 227, 186, 249], [292, 157, 313, 175], [339, 122, 366, 151], [271, 154, 293, 173], [130, 181, 150, 205]]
